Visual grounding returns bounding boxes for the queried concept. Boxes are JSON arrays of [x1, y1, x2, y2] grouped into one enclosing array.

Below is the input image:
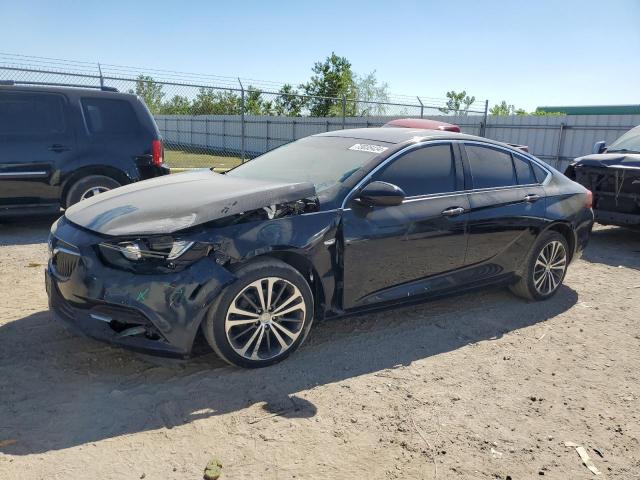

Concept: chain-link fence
[[0, 54, 489, 169]]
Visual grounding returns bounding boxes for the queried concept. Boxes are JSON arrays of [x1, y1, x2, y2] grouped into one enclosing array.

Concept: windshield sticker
[[348, 144, 388, 154]]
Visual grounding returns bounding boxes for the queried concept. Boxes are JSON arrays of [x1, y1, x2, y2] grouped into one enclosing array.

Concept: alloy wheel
[[225, 277, 306, 361], [533, 240, 567, 296], [80, 186, 110, 201]]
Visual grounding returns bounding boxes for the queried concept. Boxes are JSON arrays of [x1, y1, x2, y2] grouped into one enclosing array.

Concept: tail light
[[151, 139, 164, 166], [585, 190, 593, 209]]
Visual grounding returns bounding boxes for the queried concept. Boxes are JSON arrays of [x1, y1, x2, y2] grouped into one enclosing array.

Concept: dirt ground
[[0, 217, 639, 480]]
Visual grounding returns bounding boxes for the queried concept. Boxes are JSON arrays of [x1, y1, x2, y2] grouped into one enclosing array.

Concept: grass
[[165, 148, 243, 172]]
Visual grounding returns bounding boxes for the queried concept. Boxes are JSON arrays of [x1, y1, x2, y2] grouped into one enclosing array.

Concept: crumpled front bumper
[[45, 217, 236, 357]]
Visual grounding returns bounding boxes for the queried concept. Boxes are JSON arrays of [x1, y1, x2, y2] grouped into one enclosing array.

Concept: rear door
[[342, 142, 469, 308], [0, 90, 74, 209], [462, 142, 547, 268]]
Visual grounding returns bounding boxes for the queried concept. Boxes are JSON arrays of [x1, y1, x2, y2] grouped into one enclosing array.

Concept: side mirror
[[354, 181, 405, 207], [592, 141, 606, 154]]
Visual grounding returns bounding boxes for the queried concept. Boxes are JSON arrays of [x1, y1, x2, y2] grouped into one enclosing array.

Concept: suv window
[[0, 92, 66, 135], [376, 144, 456, 196], [81, 98, 139, 134], [512, 154, 537, 185], [465, 144, 516, 189]]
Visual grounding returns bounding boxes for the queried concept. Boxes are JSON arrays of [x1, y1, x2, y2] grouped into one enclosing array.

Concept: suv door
[[462, 142, 547, 268], [0, 90, 74, 211], [341, 142, 469, 309]]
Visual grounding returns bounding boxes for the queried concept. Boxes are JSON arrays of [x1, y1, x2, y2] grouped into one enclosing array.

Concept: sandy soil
[[0, 217, 639, 480]]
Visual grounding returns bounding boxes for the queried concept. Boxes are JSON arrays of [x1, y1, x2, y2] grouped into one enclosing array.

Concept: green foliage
[[274, 84, 304, 116], [191, 88, 241, 115], [301, 52, 357, 117], [160, 95, 191, 115], [531, 109, 564, 116], [439, 90, 476, 115], [489, 100, 517, 116], [131, 75, 165, 114], [354, 71, 390, 116], [489, 101, 565, 116]]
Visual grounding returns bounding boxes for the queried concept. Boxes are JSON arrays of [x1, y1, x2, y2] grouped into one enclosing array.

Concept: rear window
[[465, 144, 516, 189], [0, 92, 66, 135], [81, 98, 140, 134], [513, 154, 537, 185], [531, 161, 549, 183]]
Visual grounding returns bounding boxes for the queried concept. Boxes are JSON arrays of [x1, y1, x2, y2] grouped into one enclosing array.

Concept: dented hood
[[65, 169, 316, 236], [573, 152, 640, 169]]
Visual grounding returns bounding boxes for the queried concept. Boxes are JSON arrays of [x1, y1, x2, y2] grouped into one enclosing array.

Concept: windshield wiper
[[606, 148, 640, 154]]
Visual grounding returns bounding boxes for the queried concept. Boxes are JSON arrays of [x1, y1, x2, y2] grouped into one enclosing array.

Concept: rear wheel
[[65, 175, 121, 207], [510, 231, 569, 301], [202, 259, 314, 368]]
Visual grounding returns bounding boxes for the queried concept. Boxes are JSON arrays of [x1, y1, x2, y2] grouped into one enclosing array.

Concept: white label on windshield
[[348, 143, 388, 154]]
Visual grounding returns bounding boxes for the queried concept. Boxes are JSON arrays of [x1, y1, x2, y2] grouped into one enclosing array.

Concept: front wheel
[[202, 259, 314, 368], [510, 231, 569, 301]]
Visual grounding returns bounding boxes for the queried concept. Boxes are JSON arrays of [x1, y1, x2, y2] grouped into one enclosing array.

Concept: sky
[[1, 0, 639, 111]]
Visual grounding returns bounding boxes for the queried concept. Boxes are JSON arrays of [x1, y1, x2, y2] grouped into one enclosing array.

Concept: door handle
[[524, 194, 541, 203], [441, 206, 466, 217], [48, 144, 71, 153]]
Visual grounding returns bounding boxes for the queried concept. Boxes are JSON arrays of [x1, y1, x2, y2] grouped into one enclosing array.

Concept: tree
[[160, 95, 192, 115], [354, 71, 390, 116], [274, 84, 304, 116], [439, 90, 476, 115], [131, 75, 164, 114], [489, 100, 517, 116], [191, 88, 241, 115], [245, 86, 275, 115], [301, 52, 357, 116]]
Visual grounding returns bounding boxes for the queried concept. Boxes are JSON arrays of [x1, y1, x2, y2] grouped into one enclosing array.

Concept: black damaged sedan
[[46, 128, 594, 368]]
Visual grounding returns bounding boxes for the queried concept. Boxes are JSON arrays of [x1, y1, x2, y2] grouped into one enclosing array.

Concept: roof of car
[[314, 127, 500, 146], [0, 83, 136, 99]]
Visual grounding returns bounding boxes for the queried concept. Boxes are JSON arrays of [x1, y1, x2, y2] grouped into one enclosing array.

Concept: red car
[[384, 118, 529, 152], [383, 118, 461, 132]]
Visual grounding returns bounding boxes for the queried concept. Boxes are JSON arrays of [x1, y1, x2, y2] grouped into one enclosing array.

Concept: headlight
[[98, 236, 209, 273]]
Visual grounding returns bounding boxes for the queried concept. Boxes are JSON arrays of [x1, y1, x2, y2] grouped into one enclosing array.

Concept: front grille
[[51, 241, 80, 279]]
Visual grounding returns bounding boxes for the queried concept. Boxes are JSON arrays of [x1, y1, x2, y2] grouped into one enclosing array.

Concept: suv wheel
[[65, 175, 121, 207], [510, 231, 569, 301], [202, 259, 314, 368]]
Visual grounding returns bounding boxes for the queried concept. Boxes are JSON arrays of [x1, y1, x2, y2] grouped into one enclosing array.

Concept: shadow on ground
[[0, 284, 577, 456], [581, 226, 640, 270], [0, 214, 60, 246]]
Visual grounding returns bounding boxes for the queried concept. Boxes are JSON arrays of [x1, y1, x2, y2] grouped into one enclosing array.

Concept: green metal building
[[536, 105, 640, 115]]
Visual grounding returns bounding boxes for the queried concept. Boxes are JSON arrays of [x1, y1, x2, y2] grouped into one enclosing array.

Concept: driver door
[[341, 142, 469, 309]]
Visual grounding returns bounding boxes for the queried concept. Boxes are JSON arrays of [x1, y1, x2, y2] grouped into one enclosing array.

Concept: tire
[[65, 175, 121, 207], [202, 258, 314, 368], [509, 231, 569, 301]]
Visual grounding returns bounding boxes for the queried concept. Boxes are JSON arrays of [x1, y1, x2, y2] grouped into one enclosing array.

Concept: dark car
[[46, 128, 594, 368], [0, 83, 169, 217], [565, 125, 640, 228]]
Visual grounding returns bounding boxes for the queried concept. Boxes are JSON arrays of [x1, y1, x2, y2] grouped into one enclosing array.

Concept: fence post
[[97, 63, 104, 89], [417, 96, 424, 119], [481, 99, 489, 137], [556, 122, 566, 169], [238, 78, 245, 162], [341, 94, 346, 129]]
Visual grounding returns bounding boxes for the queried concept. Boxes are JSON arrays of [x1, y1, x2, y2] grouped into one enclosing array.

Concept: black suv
[[0, 83, 169, 217]]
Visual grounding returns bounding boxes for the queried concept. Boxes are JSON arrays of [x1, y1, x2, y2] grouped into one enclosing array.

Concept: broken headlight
[[98, 236, 210, 273]]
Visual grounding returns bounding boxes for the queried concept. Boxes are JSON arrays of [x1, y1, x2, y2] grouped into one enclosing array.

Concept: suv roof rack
[[0, 79, 119, 92]]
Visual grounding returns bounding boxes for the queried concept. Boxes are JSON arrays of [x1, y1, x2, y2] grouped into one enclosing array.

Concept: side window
[[376, 144, 456, 197], [465, 144, 516, 189], [0, 92, 66, 135], [512, 154, 537, 185], [531, 162, 549, 183], [81, 98, 140, 135]]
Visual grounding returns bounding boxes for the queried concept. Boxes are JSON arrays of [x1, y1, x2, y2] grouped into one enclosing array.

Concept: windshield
[[608, 126, 640, 153], [226, 136, 389, 192]]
